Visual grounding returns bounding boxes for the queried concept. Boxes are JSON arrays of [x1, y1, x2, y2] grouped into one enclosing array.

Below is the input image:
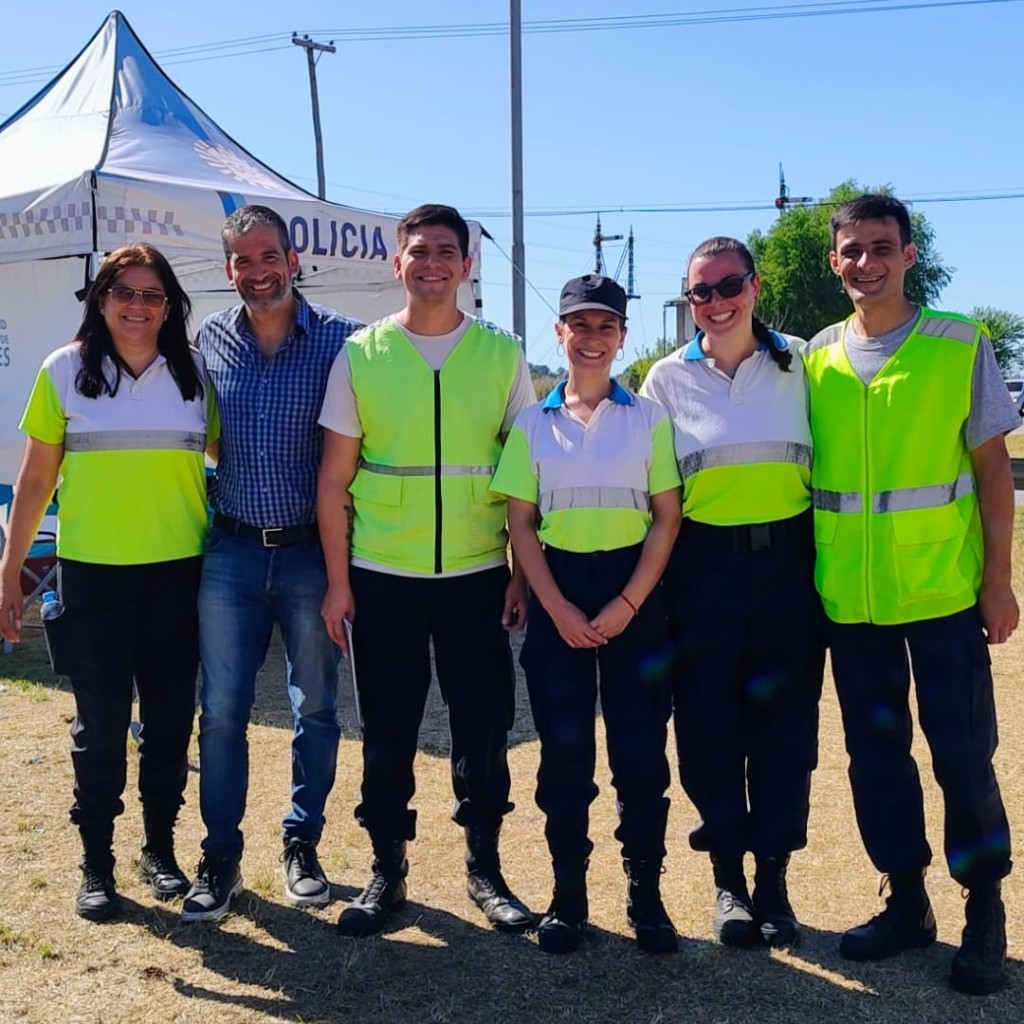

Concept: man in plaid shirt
[[181, 205, 362, 923]]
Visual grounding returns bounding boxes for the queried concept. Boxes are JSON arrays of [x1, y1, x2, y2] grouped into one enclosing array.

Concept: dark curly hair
[[74, 244, 202, 401]]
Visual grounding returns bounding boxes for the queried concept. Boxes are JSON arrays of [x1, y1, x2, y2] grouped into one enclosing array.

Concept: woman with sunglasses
[[641, 237, 824, 949], [492, 275, 681, 954], [0, 244, 217, 922]]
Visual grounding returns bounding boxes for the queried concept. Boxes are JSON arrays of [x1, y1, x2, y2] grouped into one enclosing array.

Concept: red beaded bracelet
[[619, 593, 639, 617]]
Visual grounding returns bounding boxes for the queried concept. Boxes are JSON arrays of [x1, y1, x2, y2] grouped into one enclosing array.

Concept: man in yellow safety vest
[[803, 193, 1017, 996]]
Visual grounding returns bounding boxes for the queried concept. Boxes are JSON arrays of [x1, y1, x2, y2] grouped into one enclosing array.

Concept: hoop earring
[[615, 348, 624, 361], [556, 343, 565, 358]]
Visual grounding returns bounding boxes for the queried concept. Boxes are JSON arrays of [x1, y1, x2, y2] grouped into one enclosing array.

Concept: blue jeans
[[197, 528, 342, 859]]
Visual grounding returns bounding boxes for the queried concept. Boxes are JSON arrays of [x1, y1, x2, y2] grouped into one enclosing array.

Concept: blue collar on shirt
[[542, 378, 635, 411], [682, 329, 790, 360]]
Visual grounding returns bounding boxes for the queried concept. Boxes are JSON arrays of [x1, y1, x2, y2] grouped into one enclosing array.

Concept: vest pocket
[[890, 504, 967, 605], [812, 509, 843, 609], [349, 468, 405, 545]]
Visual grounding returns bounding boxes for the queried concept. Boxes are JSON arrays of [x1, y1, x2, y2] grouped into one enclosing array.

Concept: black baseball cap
[[558, 274, 628, 320]]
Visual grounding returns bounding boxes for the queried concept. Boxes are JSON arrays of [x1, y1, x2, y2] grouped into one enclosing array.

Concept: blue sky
[[3, 1, 1023, 368]]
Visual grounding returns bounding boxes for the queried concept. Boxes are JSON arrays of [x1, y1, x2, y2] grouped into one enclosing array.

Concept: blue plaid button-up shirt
[[199, 293, 362, 527]]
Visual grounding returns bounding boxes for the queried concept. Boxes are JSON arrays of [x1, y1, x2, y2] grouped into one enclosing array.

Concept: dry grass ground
[[2, 520, 1024, 1024]]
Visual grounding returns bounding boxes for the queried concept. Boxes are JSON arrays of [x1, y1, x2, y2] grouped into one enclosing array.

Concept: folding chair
[[0, 484, 59, 653]]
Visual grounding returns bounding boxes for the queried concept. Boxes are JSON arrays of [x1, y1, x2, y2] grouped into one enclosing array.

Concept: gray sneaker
[[282, 839, 331, 906], [180, 856, 242, 922]]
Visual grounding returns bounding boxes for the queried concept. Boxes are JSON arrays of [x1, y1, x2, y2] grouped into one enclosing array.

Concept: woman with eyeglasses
[[0, 244, 217, 922], [493, 274, 681, 955], [641, 236, 824, 950]]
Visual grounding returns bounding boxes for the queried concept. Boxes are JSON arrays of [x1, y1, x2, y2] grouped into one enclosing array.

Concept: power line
[[462, 191, 1024, 219], [1, 0, 1019, 86]]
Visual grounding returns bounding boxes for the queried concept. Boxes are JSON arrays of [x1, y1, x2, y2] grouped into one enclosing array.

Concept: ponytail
[[752, 317, 792, 373]]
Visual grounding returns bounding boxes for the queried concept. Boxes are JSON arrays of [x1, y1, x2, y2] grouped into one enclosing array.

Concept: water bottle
[[40, 590, 64, 621]]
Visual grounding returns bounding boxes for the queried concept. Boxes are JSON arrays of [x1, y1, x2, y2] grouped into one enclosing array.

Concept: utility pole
[[292, 34, 336, 200], [510, 0, 526, 348]]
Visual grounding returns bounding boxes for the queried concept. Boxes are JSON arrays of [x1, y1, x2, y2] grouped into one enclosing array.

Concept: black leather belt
[[680, 510, 812, 553], [213, 513, 319, 549]]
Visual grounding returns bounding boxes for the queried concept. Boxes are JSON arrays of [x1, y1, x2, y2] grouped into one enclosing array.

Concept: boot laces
[[145, 849, 183, 877], [81, 864, 112, 892], [283, 841, 322, 881]]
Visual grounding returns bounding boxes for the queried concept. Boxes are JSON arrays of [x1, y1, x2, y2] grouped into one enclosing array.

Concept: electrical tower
[[775, 163, 812, 211], [593, 214, 623, 275], [592, 214, 640, 303]]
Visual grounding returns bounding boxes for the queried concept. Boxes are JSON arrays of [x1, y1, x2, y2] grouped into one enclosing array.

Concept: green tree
[[529, 361, 564, 400], [969, 306, 1024, 375], [622, 337, 676, 391], [747, 180, 954, 340]]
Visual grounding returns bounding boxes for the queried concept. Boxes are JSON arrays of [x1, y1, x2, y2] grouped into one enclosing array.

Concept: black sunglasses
[[684, 272, 754, 305]]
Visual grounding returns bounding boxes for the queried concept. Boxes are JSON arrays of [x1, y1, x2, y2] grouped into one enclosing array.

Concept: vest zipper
[[433, 369, 443, 574]]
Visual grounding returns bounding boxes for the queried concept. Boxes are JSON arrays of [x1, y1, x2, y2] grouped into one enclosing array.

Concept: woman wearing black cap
[[641, 237, 824, 949], [492, 274, 682, 954]]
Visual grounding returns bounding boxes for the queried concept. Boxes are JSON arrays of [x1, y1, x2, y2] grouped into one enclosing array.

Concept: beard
[[237, 275, 290, 311]]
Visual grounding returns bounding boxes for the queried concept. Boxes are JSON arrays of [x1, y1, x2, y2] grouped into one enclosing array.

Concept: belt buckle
[[261, 527, 286, 548], [749, 524, 772, 553]]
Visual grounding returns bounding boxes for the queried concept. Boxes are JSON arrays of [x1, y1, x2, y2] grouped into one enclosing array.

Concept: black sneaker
[[950, 885, 1007, 995], [282, 840, 331, 907], [467, 868, 532, 932], [76, 862, 120, 922], [336, 867, 407, 938], [180, 856, 243, 923], [840, 874, 936, 961], [138, 849, 190, 900]]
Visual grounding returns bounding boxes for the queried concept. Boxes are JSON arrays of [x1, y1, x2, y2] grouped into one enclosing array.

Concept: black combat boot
[[950, 882, 1008, 995], [76, 828, 119, 922], [839, 870, 937, 961], [711, 853, 760, 948], [464, 824, 532, 932], [753, 854, 799, 948], [624, 859, 678, 954], [138, 808, 189, 900], [336, 839, 408, 938], [537, 862, 589, 955]]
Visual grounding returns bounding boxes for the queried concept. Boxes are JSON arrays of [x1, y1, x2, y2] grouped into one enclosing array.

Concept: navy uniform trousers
[[520, 544, 673, 877], [349, 564, 516, 841], [827, 606, 1012, 889], [664, 510, 825, 860]]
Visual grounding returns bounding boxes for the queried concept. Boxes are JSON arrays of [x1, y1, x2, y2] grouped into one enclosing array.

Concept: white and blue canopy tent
[[0, 10, 483, 482]]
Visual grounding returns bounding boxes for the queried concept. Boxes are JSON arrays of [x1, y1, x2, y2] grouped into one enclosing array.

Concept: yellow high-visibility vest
[[805, 309, 985, 624], [347, 318, 521, 574]]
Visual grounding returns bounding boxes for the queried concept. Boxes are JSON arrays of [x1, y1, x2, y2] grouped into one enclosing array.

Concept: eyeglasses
[[684, 272, 754, 305], [106, 285, 169, 310]]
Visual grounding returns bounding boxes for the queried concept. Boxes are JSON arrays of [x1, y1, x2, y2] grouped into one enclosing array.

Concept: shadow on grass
[[102, 894, 1022, 1024]]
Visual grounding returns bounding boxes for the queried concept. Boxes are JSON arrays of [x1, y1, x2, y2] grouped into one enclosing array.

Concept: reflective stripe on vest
[[812, 488, 863, 514], [873, 470, 974, 514], [813, 472, 974, 515], [539, 486, 650, 515], [64, 429, 206, 452], [360, 461, 496, 478], [680, 440, 811, 481]]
